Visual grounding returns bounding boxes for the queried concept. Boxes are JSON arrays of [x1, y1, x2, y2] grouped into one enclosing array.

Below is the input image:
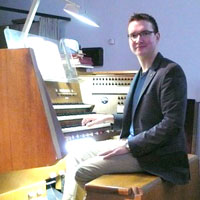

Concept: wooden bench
[[84, 154, 200, 200]]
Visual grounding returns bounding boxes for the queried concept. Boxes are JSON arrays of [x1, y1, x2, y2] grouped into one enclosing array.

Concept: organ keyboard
[[45, 80, 116, 142], [44, 70, 138, 143], [53, 102, 112, 141]]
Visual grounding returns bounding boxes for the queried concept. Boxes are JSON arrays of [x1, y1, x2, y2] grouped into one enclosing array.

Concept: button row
[[93, 82, 131, 86], [93, 77, 133, 81]]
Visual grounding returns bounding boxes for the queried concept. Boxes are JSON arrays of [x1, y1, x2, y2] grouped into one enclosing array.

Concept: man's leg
[[62, 139, 128, 200], [75, 149, 142, 189]]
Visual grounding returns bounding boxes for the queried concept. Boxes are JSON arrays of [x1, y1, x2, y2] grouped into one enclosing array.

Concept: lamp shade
[[64, 0, 80, 14]]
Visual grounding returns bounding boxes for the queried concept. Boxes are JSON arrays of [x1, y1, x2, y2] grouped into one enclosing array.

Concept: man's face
[[128, 20, 160, 58]]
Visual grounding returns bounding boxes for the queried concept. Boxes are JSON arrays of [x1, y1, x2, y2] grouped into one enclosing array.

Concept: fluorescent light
[[64, 0, 99, 28], [64, 9, 99, 27]]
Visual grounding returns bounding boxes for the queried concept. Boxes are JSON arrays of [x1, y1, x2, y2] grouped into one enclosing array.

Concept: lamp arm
[[22, 0, 40, 38]]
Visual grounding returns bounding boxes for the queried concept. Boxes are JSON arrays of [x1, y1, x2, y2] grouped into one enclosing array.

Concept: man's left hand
[[99, 145, 130, 159]]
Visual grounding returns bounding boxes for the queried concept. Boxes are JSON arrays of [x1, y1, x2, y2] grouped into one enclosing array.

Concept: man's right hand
[[82, 114, 114, 127]]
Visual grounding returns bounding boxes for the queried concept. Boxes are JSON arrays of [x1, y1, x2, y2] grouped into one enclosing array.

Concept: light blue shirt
[[129, 70, 149, 137]]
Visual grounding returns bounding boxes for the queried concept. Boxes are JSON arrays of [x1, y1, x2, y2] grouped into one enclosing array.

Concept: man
[[62, 13, 190, 200]]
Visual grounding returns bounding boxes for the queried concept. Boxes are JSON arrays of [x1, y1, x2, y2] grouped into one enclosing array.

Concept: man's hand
[[82, 114, 114, 127], [99, 145, 130, 159]]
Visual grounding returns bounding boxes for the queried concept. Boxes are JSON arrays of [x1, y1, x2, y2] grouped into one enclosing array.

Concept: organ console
[[44, 70, 138, 143], [0, 46, 137, 199]]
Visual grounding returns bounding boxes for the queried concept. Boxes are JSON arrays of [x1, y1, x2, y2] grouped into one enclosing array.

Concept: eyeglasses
[[128, 30, 155, 40]]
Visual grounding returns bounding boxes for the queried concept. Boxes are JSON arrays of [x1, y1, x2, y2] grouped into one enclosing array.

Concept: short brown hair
[[128, 13, 159, 33]]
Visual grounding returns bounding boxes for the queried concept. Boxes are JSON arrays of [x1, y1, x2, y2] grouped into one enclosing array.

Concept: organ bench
[[84, 154, 200, 200]]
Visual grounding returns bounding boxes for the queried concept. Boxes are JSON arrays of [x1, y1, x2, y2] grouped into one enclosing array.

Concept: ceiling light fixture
[[63, 0, 99, 28], [21, 0, 99, 40]]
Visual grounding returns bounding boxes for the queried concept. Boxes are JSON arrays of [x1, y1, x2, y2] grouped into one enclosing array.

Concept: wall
[[0, 0, 200, 101]]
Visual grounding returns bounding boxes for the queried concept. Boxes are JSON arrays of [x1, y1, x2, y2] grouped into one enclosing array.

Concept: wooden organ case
[[0, 48, 67, 199]]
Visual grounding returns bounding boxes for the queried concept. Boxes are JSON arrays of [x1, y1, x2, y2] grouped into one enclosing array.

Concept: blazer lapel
[[132, 53, 163, 116], [121, 71, 140, 135], [139, 69, 156, 101], [123, 71, 140, 115], [132, 69, 157, 121], [121, 52, 163, 136]]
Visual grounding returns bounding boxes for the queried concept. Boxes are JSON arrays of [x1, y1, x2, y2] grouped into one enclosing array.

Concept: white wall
[[0, 0, 200, 101]]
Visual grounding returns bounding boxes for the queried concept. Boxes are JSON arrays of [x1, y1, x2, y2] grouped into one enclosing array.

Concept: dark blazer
[[113, 53, 190, 185]]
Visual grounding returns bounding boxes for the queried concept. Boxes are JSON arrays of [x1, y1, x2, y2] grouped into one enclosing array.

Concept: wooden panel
[[85, 173, 156, 200], [45, 81, 83, 104], [0, 48, 58, 173], [0, 181, 46, 200], [0, 156, 66, 195], [185, 99, 199, 153]]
